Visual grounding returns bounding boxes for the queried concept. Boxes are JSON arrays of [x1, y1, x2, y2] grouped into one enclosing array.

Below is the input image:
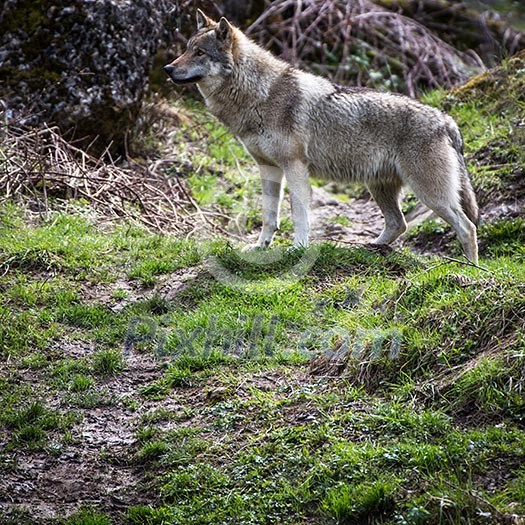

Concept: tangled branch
[[0, 109, 210, 234], [247, 0, 485, 95]]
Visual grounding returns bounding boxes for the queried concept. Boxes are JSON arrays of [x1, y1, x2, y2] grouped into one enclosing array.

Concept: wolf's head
[[164, 10, 236, 85]]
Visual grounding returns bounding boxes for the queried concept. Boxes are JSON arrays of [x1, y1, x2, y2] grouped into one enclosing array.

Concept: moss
[[0, 2, 75, 93], [450, 49, 525, 103], [0, 0, 48, 36], [0, 65, 62, 89], [451, 71, 491, 97]]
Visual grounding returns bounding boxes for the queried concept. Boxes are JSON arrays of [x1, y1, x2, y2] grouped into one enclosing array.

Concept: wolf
[[164, 10, 479, 263]]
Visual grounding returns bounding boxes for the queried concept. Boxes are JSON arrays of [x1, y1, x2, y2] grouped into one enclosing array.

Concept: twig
[[441, 255, 493, 273]]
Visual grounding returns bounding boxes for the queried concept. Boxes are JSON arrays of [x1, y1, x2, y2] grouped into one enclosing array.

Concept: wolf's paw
[[241, 243, 267, 253], [367, 242, 394, 255], [239, 243, 286, 264]]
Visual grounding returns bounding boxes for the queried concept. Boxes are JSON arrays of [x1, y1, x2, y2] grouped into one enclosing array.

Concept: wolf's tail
[[446, 122, 479, 225]]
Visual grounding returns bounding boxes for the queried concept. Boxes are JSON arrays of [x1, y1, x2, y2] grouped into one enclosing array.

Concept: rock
[[0, 0, 172, 155], [311, 186, 341, 208]]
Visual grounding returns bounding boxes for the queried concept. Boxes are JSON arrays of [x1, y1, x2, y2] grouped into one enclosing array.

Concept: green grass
[[1, 56, 525, 524], [0, 398, 75, 449], [62, 508, 112, 525], [320, 480, 396, 523], [479, 219, 525, 258], [91, 349, 124, 376], [0, 200, 523, 523]]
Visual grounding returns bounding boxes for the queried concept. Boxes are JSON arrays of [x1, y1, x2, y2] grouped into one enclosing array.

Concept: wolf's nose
[[163, 65, 174, 76]]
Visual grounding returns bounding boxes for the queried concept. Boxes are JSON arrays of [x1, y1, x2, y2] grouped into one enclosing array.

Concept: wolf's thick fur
[[164, 10, 479, 263]]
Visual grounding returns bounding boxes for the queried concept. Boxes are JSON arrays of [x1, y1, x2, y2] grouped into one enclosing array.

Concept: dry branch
[[247, 0, 485, 95], [0, 111, 214, 234]]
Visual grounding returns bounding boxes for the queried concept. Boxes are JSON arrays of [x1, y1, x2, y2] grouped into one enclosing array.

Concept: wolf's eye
[[196, 49, 206, 57]]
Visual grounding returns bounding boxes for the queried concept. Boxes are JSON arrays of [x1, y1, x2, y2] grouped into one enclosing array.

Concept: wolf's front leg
[[256, 164, 284, 247], [284, 160, 311, 247]]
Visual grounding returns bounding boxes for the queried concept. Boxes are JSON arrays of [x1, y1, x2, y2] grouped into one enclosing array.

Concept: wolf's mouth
[[169, 75, 204, 84]]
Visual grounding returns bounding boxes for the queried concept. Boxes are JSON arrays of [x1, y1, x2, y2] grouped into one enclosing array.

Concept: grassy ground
[[0, 55, 524, 524]]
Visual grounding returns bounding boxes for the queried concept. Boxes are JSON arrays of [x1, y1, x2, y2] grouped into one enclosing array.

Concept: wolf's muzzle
[[163, 65, 203, 84]]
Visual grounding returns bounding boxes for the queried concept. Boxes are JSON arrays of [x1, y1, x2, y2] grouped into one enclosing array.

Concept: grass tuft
[[61, 507, 111, 525], [321, 480, 396, 524], [91, 349, 124, 376]]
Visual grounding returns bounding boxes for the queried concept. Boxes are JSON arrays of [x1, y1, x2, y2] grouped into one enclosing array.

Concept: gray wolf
[[164, 10, 479, 263]]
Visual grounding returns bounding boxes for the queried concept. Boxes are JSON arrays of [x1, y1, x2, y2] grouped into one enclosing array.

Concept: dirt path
[[310, 186, 384, 244], [0, 350, 161, 521]]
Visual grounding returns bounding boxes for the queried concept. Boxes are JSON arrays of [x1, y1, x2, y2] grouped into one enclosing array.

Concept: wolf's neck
[[198, 34, 289, 129]]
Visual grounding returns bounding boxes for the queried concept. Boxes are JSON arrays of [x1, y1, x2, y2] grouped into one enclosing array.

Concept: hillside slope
[[0, 54, 524, 524]]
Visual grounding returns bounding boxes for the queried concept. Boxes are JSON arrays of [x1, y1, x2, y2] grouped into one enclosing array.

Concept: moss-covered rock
[[0, 0, 172, 155], [450, 49, 525, 102]]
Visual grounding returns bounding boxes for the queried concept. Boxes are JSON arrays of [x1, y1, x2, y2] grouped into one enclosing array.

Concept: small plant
[[321, 480, 396, 523], [68, 375, 94, 393], [408, 219, 447, 238], [479, 218, 525, 257], [62, 507, 111, 525], [165, 365, 193, 388], [15, 424, 45, 445], [126, 506, 175, 525], [139, 379, 170, 400], [161, 464, 230, 501], [136, 441, 170, 463], [20, 352, 48, 369], [143, 294, 171, 315], [136, 426, 156, 443], [92, 349, 124, 376], [112, 288, 128, 300], [2, 401, 66, 448], [329, 215, 353, 227]]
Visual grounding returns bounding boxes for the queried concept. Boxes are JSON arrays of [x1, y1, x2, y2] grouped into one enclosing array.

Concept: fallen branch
[[247, 0, 485, 95], [441, 255, 493, 273], [0, 114, 228, 235]]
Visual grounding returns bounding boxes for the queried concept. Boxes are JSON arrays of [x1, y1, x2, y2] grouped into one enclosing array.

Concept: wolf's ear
[[196, 9, 213, 30], [216, 17, 233, 45]]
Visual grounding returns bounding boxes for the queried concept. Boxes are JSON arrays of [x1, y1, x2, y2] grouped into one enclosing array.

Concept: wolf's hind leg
[[400, 145, 478, 263], [367, 180, 407, 245], [419, 200, 478, 264]]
